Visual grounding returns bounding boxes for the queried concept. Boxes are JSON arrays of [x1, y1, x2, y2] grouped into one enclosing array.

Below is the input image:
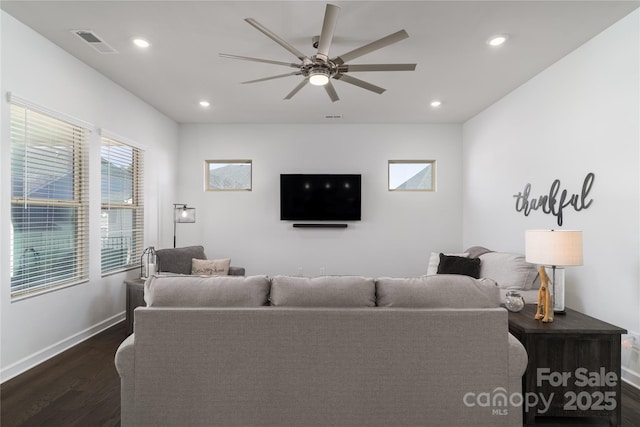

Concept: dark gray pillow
[[437, 253, 481, 278], [156, 246, 206, 274], [270, 275, 376, 307]]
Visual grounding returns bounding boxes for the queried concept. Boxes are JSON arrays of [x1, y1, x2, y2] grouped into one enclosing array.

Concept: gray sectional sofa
[[115, 274, 527, 427]]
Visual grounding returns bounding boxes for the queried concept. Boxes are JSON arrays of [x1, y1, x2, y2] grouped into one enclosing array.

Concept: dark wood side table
[[125, 278, 145, 335], [508, 305, 626, 426]]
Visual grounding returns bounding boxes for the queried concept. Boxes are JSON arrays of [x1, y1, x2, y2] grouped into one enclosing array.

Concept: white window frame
[[9, 95, 91, 299], [100, 133, 144, 275]]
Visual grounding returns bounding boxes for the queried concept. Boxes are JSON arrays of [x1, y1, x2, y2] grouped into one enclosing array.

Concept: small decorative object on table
[[534, 265, 553, 322], [140, 246, 157, 279], [504, 290, 525, 312]]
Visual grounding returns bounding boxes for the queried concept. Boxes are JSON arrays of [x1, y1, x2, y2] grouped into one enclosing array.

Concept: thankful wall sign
[[513, 173, 595, 226]]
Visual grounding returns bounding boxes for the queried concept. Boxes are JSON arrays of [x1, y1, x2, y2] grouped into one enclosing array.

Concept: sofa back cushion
[[155, 245, 207, 275], [270, 275, 376, 307], [144, 274, 270, 307], [478, 252, 539, 290], [376, 275, 500, 308]]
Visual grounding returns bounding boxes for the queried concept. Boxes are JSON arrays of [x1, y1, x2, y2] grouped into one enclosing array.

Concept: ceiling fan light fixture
[[309, 69, 330, 86]]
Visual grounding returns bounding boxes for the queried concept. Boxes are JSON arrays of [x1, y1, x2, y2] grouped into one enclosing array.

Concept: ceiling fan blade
[[316, 4, 340, 62], [219, 53, 299, 69], [333, 74, 386, 94], [245, 18, 308, 62], [338, 63, 417, 72], [333, 29, 409, 65], [284, 79, 309, 100], [324, 81, 339, 102], [242, 72, 301, 84]]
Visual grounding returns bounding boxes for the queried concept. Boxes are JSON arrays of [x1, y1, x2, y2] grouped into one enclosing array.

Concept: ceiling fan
[[219, 3, 416, 102]]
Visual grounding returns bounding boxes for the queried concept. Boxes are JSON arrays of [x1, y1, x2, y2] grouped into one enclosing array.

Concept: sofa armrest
[[507, 332, 527, 427], [508, 332, 528, 377], [229, 266, 245, 276], [115, 334, 135, 427]]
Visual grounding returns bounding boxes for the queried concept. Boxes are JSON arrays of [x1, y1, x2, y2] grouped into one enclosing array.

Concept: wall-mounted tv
[[280, 174, 361, 221]]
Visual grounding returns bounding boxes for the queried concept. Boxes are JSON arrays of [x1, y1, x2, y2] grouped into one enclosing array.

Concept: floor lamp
[[173, 204, 196, 248], [525, 229, 583, 314]]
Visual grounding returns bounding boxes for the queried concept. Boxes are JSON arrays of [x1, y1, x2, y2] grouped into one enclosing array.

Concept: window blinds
[[10, 103, 90, 297], [100, 136, 144, 273]]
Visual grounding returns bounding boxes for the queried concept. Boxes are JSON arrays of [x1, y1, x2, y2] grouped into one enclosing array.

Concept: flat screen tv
[[280, 174, 361, 221]]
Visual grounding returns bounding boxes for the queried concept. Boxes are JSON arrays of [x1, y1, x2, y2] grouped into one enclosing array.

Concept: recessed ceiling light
[[430, 100, 442, 108], [132, 38, 150, 48], [199, 100, 211, 108], [487, 34, 508, 47]]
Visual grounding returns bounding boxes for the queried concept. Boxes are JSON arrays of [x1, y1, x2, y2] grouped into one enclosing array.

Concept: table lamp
[[525, 229, 583, 314]]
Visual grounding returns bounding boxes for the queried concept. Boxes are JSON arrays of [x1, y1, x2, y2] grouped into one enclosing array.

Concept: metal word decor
[[513, 173, 595, 226]]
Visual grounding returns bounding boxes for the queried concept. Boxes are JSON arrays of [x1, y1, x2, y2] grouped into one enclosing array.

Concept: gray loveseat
[[115, 274, 527, 427]]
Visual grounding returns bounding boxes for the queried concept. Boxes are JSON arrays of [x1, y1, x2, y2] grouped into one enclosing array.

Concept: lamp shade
[[174, 205, 196, 223], [525, 230, 583, 267]]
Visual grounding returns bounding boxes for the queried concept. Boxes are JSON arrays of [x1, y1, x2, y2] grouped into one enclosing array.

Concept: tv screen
[[280, 174, 361, 221]]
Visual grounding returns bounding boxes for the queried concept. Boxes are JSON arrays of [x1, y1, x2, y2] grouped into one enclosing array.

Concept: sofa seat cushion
[[270, 275, 376, 307], [376, 275, 500, 308], [144, 274, 270, 307]]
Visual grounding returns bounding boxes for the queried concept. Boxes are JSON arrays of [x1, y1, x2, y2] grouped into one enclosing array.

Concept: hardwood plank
[[1, 322, 126, 427]]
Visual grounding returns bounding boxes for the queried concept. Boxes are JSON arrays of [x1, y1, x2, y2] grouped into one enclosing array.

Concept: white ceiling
[[2, 1, 638, 124]]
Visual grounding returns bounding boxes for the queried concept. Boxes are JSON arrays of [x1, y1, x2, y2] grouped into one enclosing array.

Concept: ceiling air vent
[[72, 30, 118, 54]]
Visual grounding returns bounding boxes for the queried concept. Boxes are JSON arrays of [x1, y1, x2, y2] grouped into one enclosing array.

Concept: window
[[388, 160, 436, 191], [10, 103, 90, 297], [101, 136, 144, 274], [205, 160, 252, 191]]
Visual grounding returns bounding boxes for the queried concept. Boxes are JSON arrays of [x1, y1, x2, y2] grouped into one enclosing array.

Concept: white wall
[[463, 11, 639, 384], [0, 11, 179, 381], [176, 124, 463, 278]]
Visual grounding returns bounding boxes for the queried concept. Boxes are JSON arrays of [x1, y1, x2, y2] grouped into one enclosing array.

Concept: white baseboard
[[622, 367, 640, 390], [0, 312, 125, 384]]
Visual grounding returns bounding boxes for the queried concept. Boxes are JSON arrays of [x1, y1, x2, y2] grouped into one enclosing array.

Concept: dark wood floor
[[1, 322, 126, 427], [1, 321, 639, 426]]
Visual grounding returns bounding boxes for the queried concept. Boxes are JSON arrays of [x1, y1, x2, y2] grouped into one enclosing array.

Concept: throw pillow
[[426, 251, 468, 275], [437, 253, 481, 278], [191, 258, 231, 276], [478, 252, 539, 290]]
